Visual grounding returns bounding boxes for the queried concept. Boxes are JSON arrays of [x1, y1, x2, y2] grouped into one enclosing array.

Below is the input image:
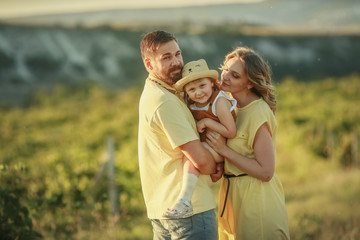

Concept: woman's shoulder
[[242, 99, 276, 136], [245, 99, 274, 120], [250, 98, 271, 111], [258, 99, 274, 115]]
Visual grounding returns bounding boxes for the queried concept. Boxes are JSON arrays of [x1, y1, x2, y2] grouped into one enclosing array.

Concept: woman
[[206, 47, 290, 239]]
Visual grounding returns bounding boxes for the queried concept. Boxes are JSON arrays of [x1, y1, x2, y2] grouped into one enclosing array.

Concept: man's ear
[[145, 58, 153, 70]]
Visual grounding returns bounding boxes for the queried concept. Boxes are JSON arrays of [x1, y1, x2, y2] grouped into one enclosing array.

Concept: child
[[162, 59, 237, 219]]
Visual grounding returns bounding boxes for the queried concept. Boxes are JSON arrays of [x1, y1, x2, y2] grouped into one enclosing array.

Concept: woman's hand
[[206, 129, 227, 155]]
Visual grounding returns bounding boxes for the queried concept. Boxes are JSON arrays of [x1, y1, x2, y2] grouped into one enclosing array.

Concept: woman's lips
[[221, 82, 229, 88]]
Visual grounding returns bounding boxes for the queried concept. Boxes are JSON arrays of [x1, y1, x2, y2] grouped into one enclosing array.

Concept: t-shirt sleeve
[[155, 100, 199, 149], [247, 105, 275, 149]]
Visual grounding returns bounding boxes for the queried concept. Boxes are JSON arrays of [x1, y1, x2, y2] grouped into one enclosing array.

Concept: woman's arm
[[197, 97, 236, 139], [206, 123, 275, 181]]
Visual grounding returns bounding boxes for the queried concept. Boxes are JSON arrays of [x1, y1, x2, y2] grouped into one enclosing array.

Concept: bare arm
[[206, 123, 275, 181], [178, 139, 216, 175], [197, 97, 236, 139]]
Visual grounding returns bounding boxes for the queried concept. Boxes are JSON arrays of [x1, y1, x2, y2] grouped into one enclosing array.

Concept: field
[[1, 75, 359, 239]]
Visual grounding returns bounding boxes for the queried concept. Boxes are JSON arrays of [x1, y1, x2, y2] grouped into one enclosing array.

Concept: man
[[138, 30, 220, 239]]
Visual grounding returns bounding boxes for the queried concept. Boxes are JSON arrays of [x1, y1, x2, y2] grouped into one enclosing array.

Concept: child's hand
[[196, 119, 207, 133]]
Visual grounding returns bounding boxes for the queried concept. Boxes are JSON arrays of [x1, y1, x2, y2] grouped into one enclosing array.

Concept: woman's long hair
[[223, 47, 276, 113]]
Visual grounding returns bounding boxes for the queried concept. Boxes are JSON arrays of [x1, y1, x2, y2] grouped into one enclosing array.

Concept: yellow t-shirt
[[225, 98, 277, 175], [138, 75, 216, 219]]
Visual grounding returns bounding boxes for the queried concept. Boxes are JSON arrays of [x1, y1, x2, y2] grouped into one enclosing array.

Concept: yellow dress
[[218, 99, 290, 240]]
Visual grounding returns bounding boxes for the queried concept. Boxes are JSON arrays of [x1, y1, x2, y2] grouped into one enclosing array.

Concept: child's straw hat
[[175, 59, 218, 91]]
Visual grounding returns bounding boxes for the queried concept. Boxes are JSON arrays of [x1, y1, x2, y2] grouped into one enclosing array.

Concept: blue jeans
[[150, 209, 218, 240]]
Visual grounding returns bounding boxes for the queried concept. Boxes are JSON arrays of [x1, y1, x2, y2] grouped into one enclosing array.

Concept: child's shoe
[[162, 198, 193, 219]]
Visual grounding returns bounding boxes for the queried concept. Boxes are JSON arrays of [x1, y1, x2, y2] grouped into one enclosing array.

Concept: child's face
[[184, 78, 214, 106]]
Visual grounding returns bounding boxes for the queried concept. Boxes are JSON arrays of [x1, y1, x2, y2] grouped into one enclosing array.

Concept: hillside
[[1, 0, 359, 105], [1, 23, 359, 106]]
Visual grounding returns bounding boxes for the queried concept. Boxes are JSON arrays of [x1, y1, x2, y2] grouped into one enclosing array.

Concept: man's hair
[[140, 30, 177, 60]]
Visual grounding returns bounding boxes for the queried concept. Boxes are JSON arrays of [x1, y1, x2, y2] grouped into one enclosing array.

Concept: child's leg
[[178, 156, 199, 201], [163, 156, 198, 218], [202, 141, 224, 163], [183, 155, 200, 176]]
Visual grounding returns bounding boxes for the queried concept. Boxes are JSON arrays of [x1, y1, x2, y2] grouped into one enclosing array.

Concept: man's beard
[[169, 65, 183, 84]]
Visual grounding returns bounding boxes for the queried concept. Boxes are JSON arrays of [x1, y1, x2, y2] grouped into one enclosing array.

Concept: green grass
[[0, 75, 359, 239]]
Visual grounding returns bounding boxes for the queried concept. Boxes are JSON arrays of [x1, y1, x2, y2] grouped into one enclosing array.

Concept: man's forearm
[[179, 140, 216, 174]]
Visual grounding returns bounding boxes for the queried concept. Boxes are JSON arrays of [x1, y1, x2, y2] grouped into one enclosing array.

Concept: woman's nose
[[222, 71, 230, 82], [222, 71, 229, 79]]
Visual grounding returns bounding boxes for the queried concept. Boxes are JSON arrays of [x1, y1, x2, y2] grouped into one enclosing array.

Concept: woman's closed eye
[[232, 73, 240, 78]]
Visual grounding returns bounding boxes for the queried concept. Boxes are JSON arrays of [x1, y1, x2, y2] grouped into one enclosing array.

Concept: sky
[[0, 0, 263, 18]]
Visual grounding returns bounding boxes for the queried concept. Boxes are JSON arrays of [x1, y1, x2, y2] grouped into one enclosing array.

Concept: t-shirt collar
[[147, 75, 177, 94]]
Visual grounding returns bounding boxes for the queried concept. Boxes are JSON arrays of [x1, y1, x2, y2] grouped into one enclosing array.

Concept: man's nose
[[171, 57, 181, 66]]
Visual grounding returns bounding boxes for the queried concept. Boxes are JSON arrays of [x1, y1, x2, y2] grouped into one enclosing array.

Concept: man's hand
[[210, 162, 224, 182], [196, 119, 207, 133]]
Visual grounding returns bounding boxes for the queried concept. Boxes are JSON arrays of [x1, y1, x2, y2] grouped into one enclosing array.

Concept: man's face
[[146, 40, 183, 85]]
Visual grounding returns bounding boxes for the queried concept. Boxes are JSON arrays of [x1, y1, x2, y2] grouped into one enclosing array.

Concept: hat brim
[[175, 70, 219, 91]]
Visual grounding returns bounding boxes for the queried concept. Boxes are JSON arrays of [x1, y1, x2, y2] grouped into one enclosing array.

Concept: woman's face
[[220, 57, 250, 94], [184, 78, 214, 107]]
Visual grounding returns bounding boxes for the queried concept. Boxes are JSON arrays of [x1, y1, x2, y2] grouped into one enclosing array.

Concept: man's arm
[[178, 139, 216, 175]]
